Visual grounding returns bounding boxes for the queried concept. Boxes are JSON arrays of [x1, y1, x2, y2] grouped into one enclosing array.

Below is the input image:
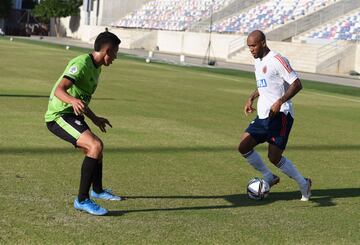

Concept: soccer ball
[[247, 177, 270, 200]]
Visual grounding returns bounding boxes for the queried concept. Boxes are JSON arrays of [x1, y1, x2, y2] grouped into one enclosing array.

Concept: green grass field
[[1, 37, 360, 244]]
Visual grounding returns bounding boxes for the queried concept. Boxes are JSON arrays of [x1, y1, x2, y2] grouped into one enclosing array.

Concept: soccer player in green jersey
[[45, 31, 121, 216]]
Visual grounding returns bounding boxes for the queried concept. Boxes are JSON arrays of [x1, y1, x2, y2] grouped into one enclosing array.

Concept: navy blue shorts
[[245, 112, 294, 150]]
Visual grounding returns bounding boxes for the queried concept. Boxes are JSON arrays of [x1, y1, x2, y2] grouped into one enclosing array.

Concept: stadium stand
[[306, 9, 360, 41], [188, 0, 266, 32], [112, 0, 232, 31], [267, 0, 360, 41], [57, 0, 360, 75], [211, 0, 338, 34]]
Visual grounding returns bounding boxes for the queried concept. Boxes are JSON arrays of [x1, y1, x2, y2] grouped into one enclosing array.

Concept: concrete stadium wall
[[355, 44, 360, 73], [61, 23, 241, 60], [320, 44, 357, 74], [54, 9, 94, 38], [154, 31, 241, 60], [56, 0, 152, 37]]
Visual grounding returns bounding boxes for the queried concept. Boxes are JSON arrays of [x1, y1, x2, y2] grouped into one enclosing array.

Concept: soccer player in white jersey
[[238, 30, 312, 201]]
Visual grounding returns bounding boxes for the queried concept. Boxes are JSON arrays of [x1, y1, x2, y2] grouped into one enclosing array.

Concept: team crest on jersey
[[262, 66, 267, 74], [69, 66, 78, 74]]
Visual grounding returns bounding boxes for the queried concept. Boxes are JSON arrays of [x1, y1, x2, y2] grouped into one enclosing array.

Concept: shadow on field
[[0, 94, 114, 100], [106, 188, 360, 216], [0, 94, 49, 98], [2, 144, 360, 155]]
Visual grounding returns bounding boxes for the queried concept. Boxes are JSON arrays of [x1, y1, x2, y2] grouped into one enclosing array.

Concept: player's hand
[[269, 99, 282, 118], [93, 117, 112, 133], [71, 98, 85, 116], [244, 99, 256, 116]]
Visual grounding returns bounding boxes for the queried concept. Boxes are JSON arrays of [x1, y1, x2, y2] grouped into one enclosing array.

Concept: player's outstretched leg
[[239, 133, 277, 185], [242, 150, 279, 186]]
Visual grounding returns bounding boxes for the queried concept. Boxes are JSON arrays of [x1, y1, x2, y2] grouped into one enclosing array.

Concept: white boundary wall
[[155, 31, 241, 60], [355, 44, 360, 72]]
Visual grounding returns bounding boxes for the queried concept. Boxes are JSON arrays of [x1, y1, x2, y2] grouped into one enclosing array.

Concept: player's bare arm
[[54, 78, 85, 116], [244, 89, 259, 116], [84, 106, 112, 133], [270, 78, 302, 117]]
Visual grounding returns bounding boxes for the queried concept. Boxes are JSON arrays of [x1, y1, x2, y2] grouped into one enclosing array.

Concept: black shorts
[[245, 112, 294, 150], [46, 114, 90, 146]]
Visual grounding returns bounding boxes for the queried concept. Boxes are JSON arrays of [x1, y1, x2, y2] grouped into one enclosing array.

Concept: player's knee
[[90, 139, 103, 156], [238, 142, 250, 156]]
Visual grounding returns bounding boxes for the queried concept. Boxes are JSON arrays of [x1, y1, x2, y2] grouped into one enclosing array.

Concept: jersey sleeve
[[63, 60, 86, 84], [273, 54, 298, 84]]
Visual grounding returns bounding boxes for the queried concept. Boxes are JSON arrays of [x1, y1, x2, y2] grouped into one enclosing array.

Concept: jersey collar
[[259, 50, 272, 62]]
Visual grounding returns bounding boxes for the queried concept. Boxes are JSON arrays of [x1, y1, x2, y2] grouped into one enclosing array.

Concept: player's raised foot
[[300, 178, 312, 201], [74, 198, 108, 216], [267, 174, 280, 188], [90, 189, 123, 201]]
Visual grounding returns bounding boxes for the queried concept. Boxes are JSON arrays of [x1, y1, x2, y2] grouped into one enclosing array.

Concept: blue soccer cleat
[[74, 198, 108, 216], [90, 189, 123, 201]]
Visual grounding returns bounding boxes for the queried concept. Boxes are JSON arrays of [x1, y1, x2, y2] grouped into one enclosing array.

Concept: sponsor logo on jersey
[[256, 79, 267, 88], [69, 66, 78, 74]]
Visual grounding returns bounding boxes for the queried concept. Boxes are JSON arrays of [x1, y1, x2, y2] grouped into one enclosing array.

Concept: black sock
[[78, 156, 98, 202], [92, 160, 103, 194]]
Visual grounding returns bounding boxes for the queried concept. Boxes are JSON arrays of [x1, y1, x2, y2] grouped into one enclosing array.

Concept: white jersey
[[254, 51, 298, 119]]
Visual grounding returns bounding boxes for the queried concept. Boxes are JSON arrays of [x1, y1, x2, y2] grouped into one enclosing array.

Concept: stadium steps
[[266, 0, 360, 41], [315, 40, 356, 73], [188, 0, 267, 32]]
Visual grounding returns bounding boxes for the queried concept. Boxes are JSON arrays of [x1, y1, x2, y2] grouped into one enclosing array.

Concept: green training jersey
[[45, 54, 101, 122]]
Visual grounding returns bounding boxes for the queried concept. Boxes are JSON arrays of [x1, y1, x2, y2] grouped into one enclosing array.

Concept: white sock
[[243, 150, 273, 182], [277, 157, 306, 188]]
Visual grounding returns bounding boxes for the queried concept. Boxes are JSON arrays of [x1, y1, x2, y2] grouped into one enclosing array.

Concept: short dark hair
[[94, 31, 121, 51]]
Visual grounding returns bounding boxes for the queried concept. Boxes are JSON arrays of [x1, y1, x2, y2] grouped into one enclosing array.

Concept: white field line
[[302, 90, 360, 103]]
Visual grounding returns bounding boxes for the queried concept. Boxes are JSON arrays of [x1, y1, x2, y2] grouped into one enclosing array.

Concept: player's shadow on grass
[[0, 94, 114, 100], [107, 188, 360, 216], [2, 144, 360, 155]]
